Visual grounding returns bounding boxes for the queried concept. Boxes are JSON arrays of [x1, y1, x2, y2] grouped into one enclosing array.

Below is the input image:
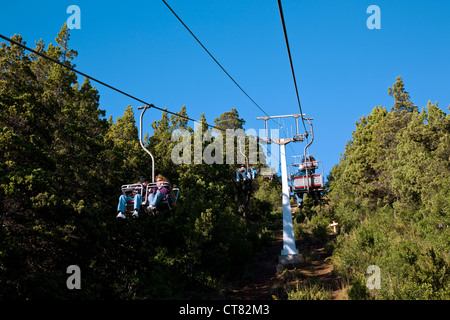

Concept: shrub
[[309, 214, 330, 242], [287, 281, 332, 300]]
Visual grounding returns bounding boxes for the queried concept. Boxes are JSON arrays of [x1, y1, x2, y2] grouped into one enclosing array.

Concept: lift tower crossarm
[[256, 114, 306, 144]]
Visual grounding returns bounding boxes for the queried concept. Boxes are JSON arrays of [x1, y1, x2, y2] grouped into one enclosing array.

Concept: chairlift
[[121, 182, 180, 215], [290, 118, 324, 196], [119, 105, 180, 216], [291, 155, 324, 194], [235, 139, 258, 182], [260, 167, 276, 180]]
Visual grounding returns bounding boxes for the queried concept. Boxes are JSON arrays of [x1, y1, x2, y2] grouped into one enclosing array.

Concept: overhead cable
[[0, 33, 223, 132], [276, 0, 308, 134], [162, 0, 280, 128]]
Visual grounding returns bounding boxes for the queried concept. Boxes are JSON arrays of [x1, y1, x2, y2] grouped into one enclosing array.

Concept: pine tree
[[388, 76, 418, 114], [214, 107, 245, 130], [0, 26, 112, 298], [328, 77, 450, 299]]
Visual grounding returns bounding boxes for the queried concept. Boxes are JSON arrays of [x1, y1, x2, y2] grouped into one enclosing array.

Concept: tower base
[[278, 254, 303, 265]]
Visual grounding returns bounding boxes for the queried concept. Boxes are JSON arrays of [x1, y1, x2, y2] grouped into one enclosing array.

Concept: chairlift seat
[[120, 181, 180, 214], [293, 174, 324, 193], [147, 182, 180, 210], [120, 183, 146, 213]]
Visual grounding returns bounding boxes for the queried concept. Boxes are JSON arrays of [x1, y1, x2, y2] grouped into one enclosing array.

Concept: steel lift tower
[[257, 114, 307, 265]]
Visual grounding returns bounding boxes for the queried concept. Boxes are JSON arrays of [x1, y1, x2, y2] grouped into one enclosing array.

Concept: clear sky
[[2, 0, 449, 179]]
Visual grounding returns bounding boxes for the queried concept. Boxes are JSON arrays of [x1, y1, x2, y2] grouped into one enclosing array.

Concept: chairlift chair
[[119, 105, 181, 216], [261, 167, 276, 180], [121, 182, 180, 214], [120, 183, 146, 215], [146, 181, 180, 211], [291, 156, 324, 195], [292, 117, 324, 195]]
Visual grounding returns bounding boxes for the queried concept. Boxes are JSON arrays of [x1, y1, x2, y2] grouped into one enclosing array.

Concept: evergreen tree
[[328, 77, 450, 299], [388, 76, 418, 114], [214, 107, 245, 130], [0, 26, 111, 298], [0, 27, 280, 300]]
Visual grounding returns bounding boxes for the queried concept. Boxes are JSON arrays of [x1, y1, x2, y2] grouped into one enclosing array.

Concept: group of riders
[[117, 159, 322, 219], [291, 155, 317, 179], [116, 174, 171, 219], [236, 165, 258, 182], [117, 165, 259, 219]]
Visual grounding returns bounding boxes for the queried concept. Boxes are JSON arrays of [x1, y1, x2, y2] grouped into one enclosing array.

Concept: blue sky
[[1, 0, 449, 179]]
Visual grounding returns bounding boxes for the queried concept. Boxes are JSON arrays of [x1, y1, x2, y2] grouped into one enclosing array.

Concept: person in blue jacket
[[236, 165, 247, 181], [249, 167, 258, 179]]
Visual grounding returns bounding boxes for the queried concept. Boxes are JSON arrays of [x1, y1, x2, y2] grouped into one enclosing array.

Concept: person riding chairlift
[[294, 164, 307, 178], [147, 174, 171, 213], [116, 176, 149, 219], [236, 165, 247, 181], [249, 167, 257, 179], [303, 155, 317, 174]]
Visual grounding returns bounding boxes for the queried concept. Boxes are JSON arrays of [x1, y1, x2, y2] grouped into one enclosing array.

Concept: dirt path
[[233, 207, 343, 300], [294, 239, 344, 300], [234, 231, 283, 300]]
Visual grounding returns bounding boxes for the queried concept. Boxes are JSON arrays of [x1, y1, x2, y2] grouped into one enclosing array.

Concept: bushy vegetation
[[284, 76, 449, 300], [327, 76, 450, 299], [287, 281, 332, 300], [0, 26, 281, 299], [1, 26, 448, 301]]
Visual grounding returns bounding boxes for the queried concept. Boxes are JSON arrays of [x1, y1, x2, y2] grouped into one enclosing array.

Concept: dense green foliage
[[327, 76, 450, 299], [0, 27, 280, 299], [2, 26, 448, 301]]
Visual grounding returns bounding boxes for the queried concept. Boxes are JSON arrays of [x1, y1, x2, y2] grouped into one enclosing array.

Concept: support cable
[[162, 0, 280, 128], [0, 33, 223, 132], [277, 0, 308, 134]]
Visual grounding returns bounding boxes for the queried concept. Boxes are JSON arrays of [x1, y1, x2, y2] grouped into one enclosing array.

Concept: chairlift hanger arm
[[238, 140, 249, 170], [138, 106, 155, 183], [304, 118, 314, 158], [138, 105, 155, 110]]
